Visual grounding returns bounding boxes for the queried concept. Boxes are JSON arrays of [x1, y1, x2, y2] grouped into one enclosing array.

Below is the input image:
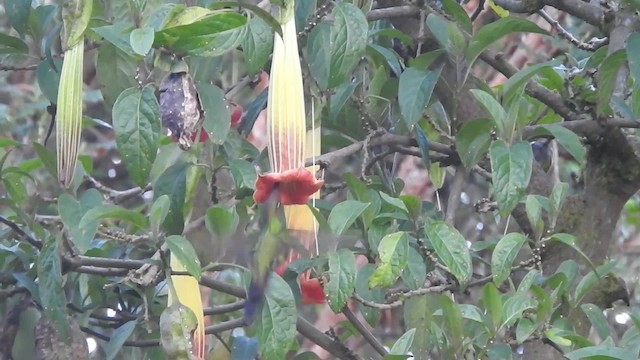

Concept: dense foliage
[[2, 0, 640, 359]]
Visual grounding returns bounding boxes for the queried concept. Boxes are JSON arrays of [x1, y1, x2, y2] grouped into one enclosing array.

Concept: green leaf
[[241, 17, 273, 75], [399, 67, 442, 127], [537, 124, 586, 165], [197, 83, 229, 144], [229, 159, 256, 199], [502, 59, 563, 103], [327, 2, 368, 88], [150, 195, 171, 235], [80, 205, 148, 230], [389, 328, 416, 355], [470, 89, 509, 140], [545, 233, 595, 270], [564, 344, 637, 360], [96, 43, 138, 108], [154, 162, 189, 235], [439, 294, 464, 353], [482, 282, 503, 329], [58, 189, 103, 253], [329, 82, 358, 120], [0, 32, 28, 54], [154, 10, 247, 55], [129, 27, 154, 56], [6, 0, 31, 35], [596, 49, 627, 115], [580, 303, 611, 340], [516, 318, 537, 344], [369, 232, 409, 288], [574, 260, 617, 305], [32, 142, 57, 178], [205, 205, 238, 236], [404, 296, 432, 357], [502, 293, 536, 327], [441, 0, 471, 33], [455, 118, 494, 168], [344, 173, 381, 229], [325, 249, 357, 312], [328, 200, 370, 235], [425, 221, 472, 285], [37, 237, 70, 343], [166, 235, 201, 278], [113, 85, 161, 187], [92, 23, 137, 56], [401, 246, 427, 290], [466, 17, 548, 66], [255, 274, 297, 360], [306, 22, 331, 89], [627, 33, 640, 88], [36, 59, 62, 104], [104, 321, 137, 360], [490, 140, 533, 216], [491, 233, 527, 286]]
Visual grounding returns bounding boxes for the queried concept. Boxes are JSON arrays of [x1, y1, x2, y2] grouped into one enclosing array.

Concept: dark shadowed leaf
[[36, 59, 62, 104], [104, 321, 137, 360], [197, 82, 230, 144], [154, 162, 189, 235], [37, 236, 70, 343], [80, 205, 149, 230], [255, 274, 297, 360], [399, 67, 442, 128], [327, 2, 368, 88], [242, 17, 273, 74], [6, 0, 31, 35], [596, 49, 627, 115], [96, 43, 138, 107], [455, 118, 494, 168], [58, 189, 103, 253]]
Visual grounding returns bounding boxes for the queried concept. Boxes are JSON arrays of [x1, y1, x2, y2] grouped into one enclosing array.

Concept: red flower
[[275, 265, 326, 304], [253, 168, 324, 205], [230, 101, 243, 129]]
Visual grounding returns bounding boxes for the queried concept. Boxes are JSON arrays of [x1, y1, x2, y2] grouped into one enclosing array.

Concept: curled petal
[[300, 277, 326, 304], [253, 168, 323, 205]]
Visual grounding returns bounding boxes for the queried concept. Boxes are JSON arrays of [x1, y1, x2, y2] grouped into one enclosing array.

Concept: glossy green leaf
[[455, 118, 494, 168], [37, 237, 70, 343], [325, 249, 357, 312], [328, 200, 370, 235], [516, 318, 537, 344], [58, 189, 103, 253], [369, 232, 409, 288], [166, 235, 201, 278], [255, 274, 297, 360], [401, 246, 427, 290], [539, 124, 585, 165], [441, 0, 471, 33], [492, 233, 527, 286], [154, 162, 189, 235], [327, 2, 368, 88], [329, 81, 358, 120], [198, 82, 229, 144], [113, 85, 161, 187], [205, 205, 238, 236], [241, 17, 273, 75], [130, 27, 155, 56], [92, 23, 137, 56], [425, 221, 472, 285], [399, 67, 442, 128], [490, 140, 533, 216]]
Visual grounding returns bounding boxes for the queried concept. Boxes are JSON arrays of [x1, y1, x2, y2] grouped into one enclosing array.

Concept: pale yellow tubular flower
[[56, 40, 84, 187], [168, 253, 206, 359], [268, 12, 305, 174]]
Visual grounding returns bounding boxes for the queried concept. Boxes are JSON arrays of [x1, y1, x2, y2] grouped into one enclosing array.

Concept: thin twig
[[342, 307, 387, 357], [470, 0, 486, 22], [0, 216, 42, 249], [537, 10, 608, 51]]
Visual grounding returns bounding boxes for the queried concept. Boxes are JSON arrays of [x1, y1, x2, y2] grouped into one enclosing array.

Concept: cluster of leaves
[[2, 0, 640, 359]]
